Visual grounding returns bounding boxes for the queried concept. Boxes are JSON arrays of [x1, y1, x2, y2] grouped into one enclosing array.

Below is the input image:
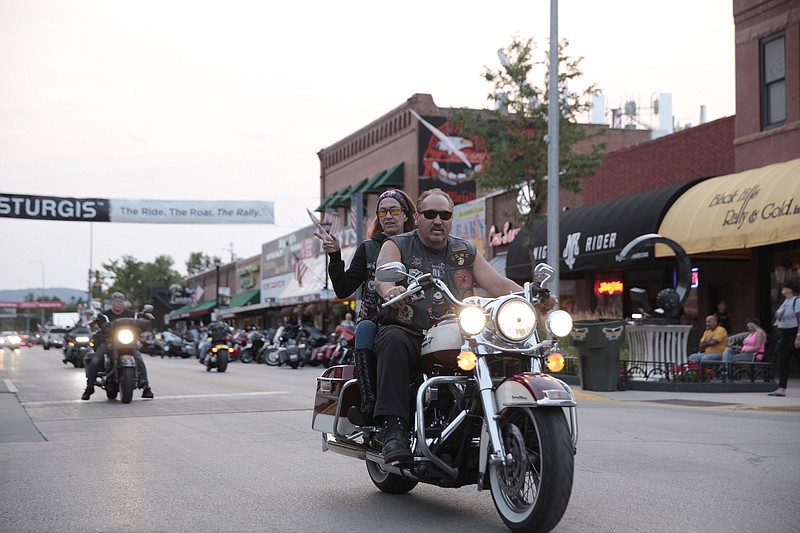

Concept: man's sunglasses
[[376, 206, 404, 218], [419, 209, 453, 221]]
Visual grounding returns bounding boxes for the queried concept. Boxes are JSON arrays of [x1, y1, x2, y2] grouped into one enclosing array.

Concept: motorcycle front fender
[[494, 373, 576, 408], [119, 354, 137, 367]]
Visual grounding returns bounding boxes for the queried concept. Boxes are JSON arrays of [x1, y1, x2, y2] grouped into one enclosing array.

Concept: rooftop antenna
[[223, 242, 236, 263]]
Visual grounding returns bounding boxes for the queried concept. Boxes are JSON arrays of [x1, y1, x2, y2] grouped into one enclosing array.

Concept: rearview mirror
[[375, 262, 407, 282]]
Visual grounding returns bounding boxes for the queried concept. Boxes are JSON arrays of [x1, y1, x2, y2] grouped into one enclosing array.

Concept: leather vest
[[382, 231, 476, 332], [358, 237, 384, 323]]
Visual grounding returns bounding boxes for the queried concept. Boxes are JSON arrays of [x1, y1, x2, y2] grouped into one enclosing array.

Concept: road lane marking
[[21, 390, 290, 407], [4, 379, 18, 393]]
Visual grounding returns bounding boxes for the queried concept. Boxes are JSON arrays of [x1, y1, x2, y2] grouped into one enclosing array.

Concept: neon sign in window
[[595, 280, 624, 295], [691, 267, 699, 288]]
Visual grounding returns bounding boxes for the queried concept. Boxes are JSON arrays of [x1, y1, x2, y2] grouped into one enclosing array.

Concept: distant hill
[[0, 287, 90, 304]]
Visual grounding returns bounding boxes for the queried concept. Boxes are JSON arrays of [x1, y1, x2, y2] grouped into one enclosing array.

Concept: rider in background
[[81, 292, 154, 401], [314, 189, 416, 425]]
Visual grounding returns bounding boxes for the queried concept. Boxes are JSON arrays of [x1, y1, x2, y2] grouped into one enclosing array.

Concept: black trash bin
[[570, 319, 626, 392]]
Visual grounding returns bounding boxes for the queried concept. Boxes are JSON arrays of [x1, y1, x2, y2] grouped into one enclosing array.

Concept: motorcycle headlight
[[495, 298, 536, 341], [76, 336, 90, 343], [116, 329, 135, 345], [459, 306, 486, 335], [546, 310, 573, 338]]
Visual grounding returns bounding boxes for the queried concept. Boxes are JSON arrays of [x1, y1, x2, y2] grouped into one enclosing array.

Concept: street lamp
[[29, 261, 45, 327], [17, 279, 31, 332]]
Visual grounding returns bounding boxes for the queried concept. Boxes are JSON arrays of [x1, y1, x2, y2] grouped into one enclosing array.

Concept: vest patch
[[454, 269, 473, 290], [448, 252, 471, 267]]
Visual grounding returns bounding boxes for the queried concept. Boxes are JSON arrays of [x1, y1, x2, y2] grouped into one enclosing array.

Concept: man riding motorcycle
[[81, 292, 154, 400]]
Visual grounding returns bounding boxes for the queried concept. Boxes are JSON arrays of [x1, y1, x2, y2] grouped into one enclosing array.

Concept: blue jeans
[[688, 352, 722, 363], [355, 320, 377, 350]]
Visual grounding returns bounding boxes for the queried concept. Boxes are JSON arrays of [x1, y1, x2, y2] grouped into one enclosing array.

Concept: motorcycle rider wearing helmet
[[202, 321, 230, 365], [81, 292, 154, 400], [314, 188, 416, 426], [374, 188, 527, 464]]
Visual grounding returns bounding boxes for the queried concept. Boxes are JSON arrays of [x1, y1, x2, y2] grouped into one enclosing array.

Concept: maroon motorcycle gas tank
[[420, 319, 463, 368]]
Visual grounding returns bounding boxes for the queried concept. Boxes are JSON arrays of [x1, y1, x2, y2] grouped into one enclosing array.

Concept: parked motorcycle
[[63, 327, 93, 368], [87, 309, 153, 404], [328, 325, 355, 366], [240, 329, 267, 364], [277, 338, 303, 369], [311, 262, 577, 532]]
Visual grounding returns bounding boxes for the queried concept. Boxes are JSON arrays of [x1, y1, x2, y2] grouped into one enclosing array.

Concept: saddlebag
[[312, 365, 359, 436]]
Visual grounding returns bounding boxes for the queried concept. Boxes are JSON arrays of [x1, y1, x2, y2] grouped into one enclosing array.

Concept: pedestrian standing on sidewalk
[[770, 279, 800, 397]]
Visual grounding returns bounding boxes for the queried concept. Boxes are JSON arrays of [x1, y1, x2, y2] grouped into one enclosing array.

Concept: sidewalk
[[571, 377, 800, 412]]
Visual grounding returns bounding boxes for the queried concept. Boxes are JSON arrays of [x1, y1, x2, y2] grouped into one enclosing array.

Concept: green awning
[[315, 193, 336, 212], [365, 162, 404, 193], [225, 289, 260, 308], [169, 299, 217, 321], [349, 177, 371, 195], [330, 185, 353, 208]]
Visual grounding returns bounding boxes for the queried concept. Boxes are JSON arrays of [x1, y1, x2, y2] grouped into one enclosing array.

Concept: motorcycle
[[277, 338, 303, 369], [240, 329, 267, 364], [87, 308, 153, 404], [63, 327, 94, 368], [327, 325, 355, 366], [311, 262, 577, 532], [204, 340, 231, 372]]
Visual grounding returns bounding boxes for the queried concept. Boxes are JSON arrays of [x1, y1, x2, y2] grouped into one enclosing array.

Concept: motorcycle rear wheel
[[366, 460, 418, 494], [217, 353, 228, 372], [240, 349, 254, 364], [106, 379, 118, 400], [265, 351, 280, 366], [120, 367, 135, 404], [488, 407, 574, 533]]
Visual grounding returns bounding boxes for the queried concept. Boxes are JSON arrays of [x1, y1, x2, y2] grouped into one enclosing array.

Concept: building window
[[761, 33, 786, 129]]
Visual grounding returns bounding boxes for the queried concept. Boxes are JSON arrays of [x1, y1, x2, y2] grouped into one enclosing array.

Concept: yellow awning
[[657, 158, 800, 256]]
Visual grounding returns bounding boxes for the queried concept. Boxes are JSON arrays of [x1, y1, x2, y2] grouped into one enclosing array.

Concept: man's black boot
[[81, 386, 94, 401], [382, 416, 412, 463], [347, 349, 377, 425], [142, 386, 154, 399]]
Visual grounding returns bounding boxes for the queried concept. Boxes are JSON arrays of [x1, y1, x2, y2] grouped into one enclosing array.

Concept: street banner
[[0, 301, 67, 309], [0, 192, 274, 224]]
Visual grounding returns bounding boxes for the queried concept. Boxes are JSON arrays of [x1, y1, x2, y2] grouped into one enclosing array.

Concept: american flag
[[192, 285, 204, 306], [292, 253, 308, 286], [323, 208, 342, 237]]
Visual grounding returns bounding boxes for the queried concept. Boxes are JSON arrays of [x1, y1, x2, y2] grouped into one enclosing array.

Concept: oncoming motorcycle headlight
[[116, 328, 135, 345], [76, 336, 90, 343], [547, 310, 574, 338], [459, 306, 486, 335], [495, 298, 536, 341]]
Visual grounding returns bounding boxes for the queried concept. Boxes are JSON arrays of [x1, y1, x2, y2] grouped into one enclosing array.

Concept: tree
[[451, 35, 605, 278], [101, 255, 183, 308], [186, 252, 221, 275]]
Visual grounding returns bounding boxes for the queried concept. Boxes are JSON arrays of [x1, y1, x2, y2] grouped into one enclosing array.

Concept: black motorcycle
[[63, 327, 93, 368], [87, 311, 151, 404], [240, 329, 267, 364]]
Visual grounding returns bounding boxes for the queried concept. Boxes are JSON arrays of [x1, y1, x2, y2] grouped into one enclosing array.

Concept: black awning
[[506, 182, 697, 280]]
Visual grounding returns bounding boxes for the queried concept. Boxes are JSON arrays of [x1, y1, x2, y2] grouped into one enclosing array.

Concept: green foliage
[[101, 254, 182, 308], [186, 252, 221, 275], [451, 35, 606, 278]]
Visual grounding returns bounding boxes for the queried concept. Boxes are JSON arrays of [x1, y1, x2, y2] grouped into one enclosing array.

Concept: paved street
[[1, 346, 799, 532]]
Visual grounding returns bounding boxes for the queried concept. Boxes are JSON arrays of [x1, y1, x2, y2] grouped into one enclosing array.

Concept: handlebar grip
[[380, 284, 422, 308]]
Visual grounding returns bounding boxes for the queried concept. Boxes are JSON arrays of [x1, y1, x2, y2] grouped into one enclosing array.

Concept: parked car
[[42, 327, 70, 350], [0, 331, 21, 350]]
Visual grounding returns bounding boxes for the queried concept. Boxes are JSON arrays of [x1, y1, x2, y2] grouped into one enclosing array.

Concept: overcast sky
[[0, 0, 735, 293]]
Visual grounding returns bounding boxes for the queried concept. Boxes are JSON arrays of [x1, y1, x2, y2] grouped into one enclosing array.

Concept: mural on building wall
[[417, 116, 488, 205]]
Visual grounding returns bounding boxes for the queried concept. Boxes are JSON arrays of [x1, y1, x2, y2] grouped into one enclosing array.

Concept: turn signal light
[[546, 353, 565, 373], [457, 351, 477, 371]]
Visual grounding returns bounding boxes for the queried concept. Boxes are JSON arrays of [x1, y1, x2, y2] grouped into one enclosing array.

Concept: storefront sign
[[488, 221, 521, 248], [595, 280, 624, 295]]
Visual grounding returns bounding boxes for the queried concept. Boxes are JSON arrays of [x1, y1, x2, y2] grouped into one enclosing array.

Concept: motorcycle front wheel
[[240, 349, 254, 364], [265, 351, 280, 366], [120, 367, 135, 404], [488, 407, 574, 533], [366, 460, 418, 494]]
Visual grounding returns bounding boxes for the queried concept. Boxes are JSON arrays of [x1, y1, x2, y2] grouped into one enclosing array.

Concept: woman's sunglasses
[[376, 206, 404, 219], [419, 209, 453, 221]]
